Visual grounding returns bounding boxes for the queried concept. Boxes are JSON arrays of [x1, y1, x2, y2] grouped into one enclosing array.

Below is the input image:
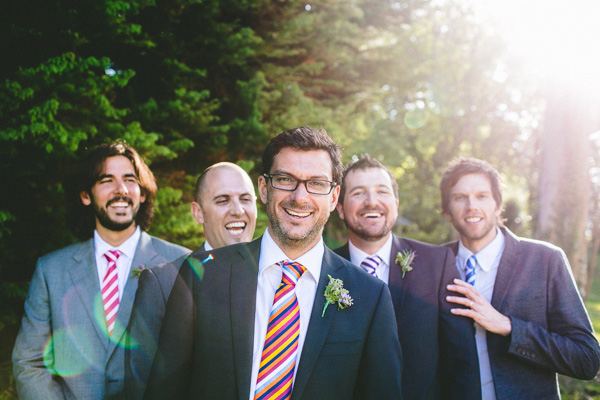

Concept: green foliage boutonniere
[[322, 275, 353, 317], [130, 264, 147, 279], [395, 250, 416, 278]]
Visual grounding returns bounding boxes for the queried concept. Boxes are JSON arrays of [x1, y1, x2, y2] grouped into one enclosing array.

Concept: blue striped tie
[[465, 255, 477, 286]]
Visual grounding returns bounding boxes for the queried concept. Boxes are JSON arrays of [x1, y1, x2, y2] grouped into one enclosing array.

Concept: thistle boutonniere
[[395, 250, 416, 278], [130, 264, 147, 279], [321, 275, 353, 317]]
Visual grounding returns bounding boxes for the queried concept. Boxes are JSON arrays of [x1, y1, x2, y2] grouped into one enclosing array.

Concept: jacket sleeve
[[12, 259, 66, 400], [438, 247, 481, 400], [507, 248, 600, 380]]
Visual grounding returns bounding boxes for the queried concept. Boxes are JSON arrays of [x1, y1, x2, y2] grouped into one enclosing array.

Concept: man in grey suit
[[442, 157, 600, 399], [12, 142, 190, 400], [125, 162, 258, 399], [334, 154, 480, 400]]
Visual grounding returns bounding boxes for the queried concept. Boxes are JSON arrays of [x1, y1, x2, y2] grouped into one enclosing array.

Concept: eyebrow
[[97, 173, 137, 180], [272, 169, 331, 180]]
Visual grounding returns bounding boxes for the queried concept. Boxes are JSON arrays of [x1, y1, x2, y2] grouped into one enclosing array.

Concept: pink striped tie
[[102, 250, 121, 337], [254, 260, 306, 400]]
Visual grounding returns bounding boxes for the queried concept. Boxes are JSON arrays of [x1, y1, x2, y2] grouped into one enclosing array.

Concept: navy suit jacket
[[12, 232, 190, 400], [448, 228, 600, 400], [124, 242, 203, 400], [335, 235, 480, 400], [143, 237, 403, 400]]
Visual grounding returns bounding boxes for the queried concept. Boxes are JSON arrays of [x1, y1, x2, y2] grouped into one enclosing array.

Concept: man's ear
[[336, 202, 345, 220], [258, 175, 268, 204], [191, 202, 204, 224], [329, 185, 340, 212], [80, 191, 91, 206]]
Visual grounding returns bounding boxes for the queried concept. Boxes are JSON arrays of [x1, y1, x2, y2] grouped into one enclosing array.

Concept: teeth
[[364, 212, 382, 218], [287, 209, 310, 217], [466, 217, 481, 222], [111, 202, 129, 208], [225, 222, 246, 229]]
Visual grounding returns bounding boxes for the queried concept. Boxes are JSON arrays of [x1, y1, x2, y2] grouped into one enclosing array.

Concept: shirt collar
[[204, 241, 213, 251], [259, 227, 323, 282], [94, 226, 141, 260], [348, 233, 393, 266], [457, 227, 505, 272]]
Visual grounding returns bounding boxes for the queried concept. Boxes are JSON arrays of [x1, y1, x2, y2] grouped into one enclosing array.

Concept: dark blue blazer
[[143, 237, 403, 400], [448, 228, 600, 400], [336, 235, 480, 400]]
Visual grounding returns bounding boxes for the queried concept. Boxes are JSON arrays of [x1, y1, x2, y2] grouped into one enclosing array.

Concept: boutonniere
[[321, 275, 353, 317], [395, 250, 416, 278], [130, 264, 147, 279]]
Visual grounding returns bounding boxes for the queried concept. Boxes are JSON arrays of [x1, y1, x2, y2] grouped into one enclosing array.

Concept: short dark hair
[[262, 126, 343, 185], [66, 141, 157, 240], [338, 154, 399, 205], [440, 157, 503, 219]]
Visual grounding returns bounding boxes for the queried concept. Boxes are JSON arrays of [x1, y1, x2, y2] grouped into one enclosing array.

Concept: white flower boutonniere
[[130, 264, 147, 279], [395, 250, 416, 278], [321, 275, 353, 317]]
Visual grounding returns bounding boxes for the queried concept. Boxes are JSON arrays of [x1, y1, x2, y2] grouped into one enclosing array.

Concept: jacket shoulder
[[146, 234, 191, 257]]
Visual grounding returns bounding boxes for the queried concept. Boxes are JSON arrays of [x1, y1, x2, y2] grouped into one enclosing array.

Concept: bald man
[[124, 163, 257, 400]]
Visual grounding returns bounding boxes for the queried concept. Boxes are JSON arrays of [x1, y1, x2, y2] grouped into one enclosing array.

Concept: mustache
[[358, 207, 386, 214], [106, 196, 133, 207], [281, 201, 316, 213]]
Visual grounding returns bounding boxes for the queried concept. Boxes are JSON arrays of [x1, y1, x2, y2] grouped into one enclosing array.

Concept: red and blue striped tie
[[254, 260, 306, 400]]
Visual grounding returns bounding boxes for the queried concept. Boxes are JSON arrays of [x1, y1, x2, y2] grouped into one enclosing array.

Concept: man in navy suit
[[125, 162, 258, 399], [334, 154, 480, 400], [143, 126, 403, 399], [442, 157, 600, 399], [12, 142, 190, 400]]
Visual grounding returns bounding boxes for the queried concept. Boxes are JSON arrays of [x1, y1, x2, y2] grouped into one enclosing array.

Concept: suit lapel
[[68, 238, 109, 350], [231, 239, 261, 400], [291, 248, 343, 400], [387, 235, 409, 317], [490, 228, 520, 311]]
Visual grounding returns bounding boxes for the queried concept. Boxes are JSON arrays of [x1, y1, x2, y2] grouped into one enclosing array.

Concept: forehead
[[203, 167, 254, 198], [100, 155, 136, 176], [271, 147, 333, 179], [345, 167, 394, 190], [450, 173, 493, 193]]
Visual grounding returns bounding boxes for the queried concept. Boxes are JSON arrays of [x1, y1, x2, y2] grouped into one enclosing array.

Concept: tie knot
[[104, 249, 121, 264], [280, 260, 306, 286], [360, 255, 382, 276]]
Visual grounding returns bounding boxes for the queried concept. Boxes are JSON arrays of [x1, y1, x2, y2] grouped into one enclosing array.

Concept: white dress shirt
[[248, 228, 324, 400], [456, 227, 505, 400], [348, 234, 393, 284], [204, 241, 213, 251], [94, 226, 141, 300]]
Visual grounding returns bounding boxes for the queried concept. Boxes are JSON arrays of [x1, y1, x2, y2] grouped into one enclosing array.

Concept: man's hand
[[447, 279, 512, 336]]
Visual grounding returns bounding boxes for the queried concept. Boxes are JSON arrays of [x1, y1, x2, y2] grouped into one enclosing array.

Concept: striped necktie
[[102, 250, 121, 336], [254, 260, 306, 400], [465, 255, 477, 286], [360, 255, 382, 277]]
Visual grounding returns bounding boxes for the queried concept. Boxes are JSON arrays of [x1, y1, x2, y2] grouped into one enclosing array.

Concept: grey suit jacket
[[124, 243, 206, 400], [144, 237, 403, 400], [335, 235, 480, 400], [448, 228, 600, 400], [12, 232, 190, 400]]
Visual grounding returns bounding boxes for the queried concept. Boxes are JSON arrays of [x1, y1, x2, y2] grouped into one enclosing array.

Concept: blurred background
[[1, 0, 600, 397]]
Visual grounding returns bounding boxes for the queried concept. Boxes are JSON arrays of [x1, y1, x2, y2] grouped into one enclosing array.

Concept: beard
[[345, 208, 395, 242], [267, 199, 329, 251], [92, 196, 139, 232]]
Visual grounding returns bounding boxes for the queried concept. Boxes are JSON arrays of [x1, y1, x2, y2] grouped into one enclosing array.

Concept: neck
[[96, 223, 137, 247], [348, 232, 390, 255], [461, 226, 498, 254]]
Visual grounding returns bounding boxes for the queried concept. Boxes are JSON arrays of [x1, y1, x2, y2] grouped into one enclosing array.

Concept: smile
[[465, 217, 482, 223], [225, 221, 247, 235], [285, 208, 312, 218], [362, 212, 382, 218]]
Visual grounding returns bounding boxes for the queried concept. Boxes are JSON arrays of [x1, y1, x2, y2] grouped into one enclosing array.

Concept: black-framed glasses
[[264, 174, 336, 195]]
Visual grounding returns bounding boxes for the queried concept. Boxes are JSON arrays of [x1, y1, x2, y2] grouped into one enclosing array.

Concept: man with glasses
[[143, 126, 402, 399]]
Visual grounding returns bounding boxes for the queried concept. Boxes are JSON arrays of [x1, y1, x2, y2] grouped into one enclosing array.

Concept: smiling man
[[125, 162, 257, 400], [334, 154, 480, 400], [442, 157, 600, 399], [143, 126, 402, 400], [12, 142, 190, 400]]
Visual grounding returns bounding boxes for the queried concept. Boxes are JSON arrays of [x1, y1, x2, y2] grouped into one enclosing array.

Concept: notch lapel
[[231, 239, 261, 400], [68, 239, 109, 350], [388, 235, 409, 317], [490, 228, 520, 311], [291, 249, 343, 400]]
